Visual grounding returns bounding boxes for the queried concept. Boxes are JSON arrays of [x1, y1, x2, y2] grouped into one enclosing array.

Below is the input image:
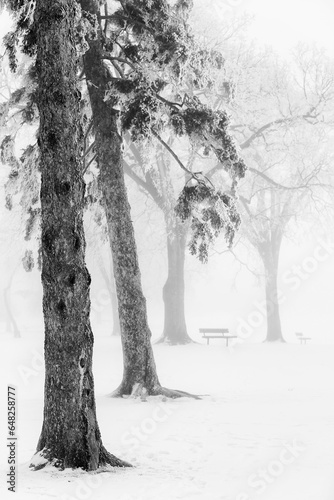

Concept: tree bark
[[30, 0, 129, 470], [81, 0, 198, 399]]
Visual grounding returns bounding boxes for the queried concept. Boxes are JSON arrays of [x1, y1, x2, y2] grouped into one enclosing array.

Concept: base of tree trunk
[[109, 382, 201, 400], [154, 334, 195, 345], [263, 337, 286, 343], [29, 446, 131, 471]]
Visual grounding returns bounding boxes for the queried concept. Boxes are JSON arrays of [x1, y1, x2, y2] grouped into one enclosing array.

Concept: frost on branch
[[175, 179, 241, 263]]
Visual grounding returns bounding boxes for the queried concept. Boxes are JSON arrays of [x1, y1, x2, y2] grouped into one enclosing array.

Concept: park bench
[[199, 328, 237, 346], [295, 332, 311, 345]]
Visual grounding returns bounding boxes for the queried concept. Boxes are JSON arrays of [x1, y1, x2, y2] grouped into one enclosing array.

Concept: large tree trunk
[[261, 241, 285, 343], [30, 0, 128, 470], [157, 221, 192, 344], [81, 0, 198, 399]]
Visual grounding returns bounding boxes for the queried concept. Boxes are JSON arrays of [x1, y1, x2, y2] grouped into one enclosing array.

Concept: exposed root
[[29, 447, 131, 471], [108, 383, 202, 400], [99, 446, 132, 468], [154, 335, 196, 345], [108, 386, 124, 398], [155, 386, 201, 400]]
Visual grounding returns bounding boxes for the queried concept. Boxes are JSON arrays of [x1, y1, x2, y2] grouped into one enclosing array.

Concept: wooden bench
[[295, 332, 311, 345], [199, 328, 237, 346]]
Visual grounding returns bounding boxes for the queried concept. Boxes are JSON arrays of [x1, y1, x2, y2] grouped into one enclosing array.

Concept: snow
[[1, 333, 334, 500]]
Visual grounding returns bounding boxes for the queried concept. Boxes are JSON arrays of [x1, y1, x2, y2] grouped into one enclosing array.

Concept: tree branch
[[123, 159, 163, 208], [151, 129, 193, 177]]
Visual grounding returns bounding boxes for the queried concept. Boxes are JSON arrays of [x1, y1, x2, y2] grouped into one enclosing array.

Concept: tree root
[[109, 382, 202, 400], [155, 386, 201, 400], [154, 335, 196, 345], [29, 447, 131, 471], [99, 446, 132, 468]]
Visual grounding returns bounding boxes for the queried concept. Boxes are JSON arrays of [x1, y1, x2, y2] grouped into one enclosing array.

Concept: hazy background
[[1, 0, 334, 345]]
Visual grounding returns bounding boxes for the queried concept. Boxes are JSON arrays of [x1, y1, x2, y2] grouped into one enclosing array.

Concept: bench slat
[[199, 328, 229, 334], [202, 335, 237, 339]]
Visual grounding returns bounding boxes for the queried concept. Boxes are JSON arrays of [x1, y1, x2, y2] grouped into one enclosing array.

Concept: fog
[[1, 1, 334, 499]]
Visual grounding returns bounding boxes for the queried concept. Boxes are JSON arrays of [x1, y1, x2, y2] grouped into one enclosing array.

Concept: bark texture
[[31, 0, 129, 470], [81, 0, 198, 399]]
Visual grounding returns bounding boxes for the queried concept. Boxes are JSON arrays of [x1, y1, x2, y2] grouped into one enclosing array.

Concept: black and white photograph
[[0, 0, 333, 499]]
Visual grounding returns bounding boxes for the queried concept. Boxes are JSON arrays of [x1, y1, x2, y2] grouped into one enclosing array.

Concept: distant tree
[[4, 0, 129, 470], [97, 252, 121, 336], [123, 138, 192, 345], [99, 0, 245, 345], [209, 46, 334, 342]]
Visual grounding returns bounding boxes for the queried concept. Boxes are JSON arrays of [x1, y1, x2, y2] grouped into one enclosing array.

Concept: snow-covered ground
[[1, 331, 334, 500]]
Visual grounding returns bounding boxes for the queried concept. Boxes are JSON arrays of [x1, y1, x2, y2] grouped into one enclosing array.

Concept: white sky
[[0, 9, 12, 38], [1, 2, 333, 57], [232, 0, 334, 56]]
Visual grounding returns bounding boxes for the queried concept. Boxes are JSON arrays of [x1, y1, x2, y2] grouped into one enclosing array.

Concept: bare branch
[[151, 129, 193, 177]]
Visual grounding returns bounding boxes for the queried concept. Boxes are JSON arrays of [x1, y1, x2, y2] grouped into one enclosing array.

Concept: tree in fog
[[123, 137, 192, 345], [100, 0, 245, 345], [80, 0, 245, 389], [79, 0, 200, 395], [3, 0, 245, 396], [4, 0, 129, 469], [211, 46, 334, 341], [0, 46, 24, 338]]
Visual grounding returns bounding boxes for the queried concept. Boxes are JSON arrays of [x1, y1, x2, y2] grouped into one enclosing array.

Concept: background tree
[[123, 138, 192, 344], [209, 46, 334, 341]]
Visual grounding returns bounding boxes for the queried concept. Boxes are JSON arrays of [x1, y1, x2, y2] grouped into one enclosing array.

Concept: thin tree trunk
[[81, 0, 198, 399], [4, 270, 20, 338], [30, 0, 129, 470], [97, 253, 121, 336], [157, 222, 192, 344], [110, 278, 121, 336]]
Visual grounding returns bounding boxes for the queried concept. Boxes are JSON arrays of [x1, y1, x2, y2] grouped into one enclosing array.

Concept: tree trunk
[[4, 270, 20, 338], [30, 0, 128, 470], [97, 253, 121, 336], [157, 222, 192, 344], [261, 245, 285, 343], [109, 277, 121, 336], [81, 0, 198, 400]]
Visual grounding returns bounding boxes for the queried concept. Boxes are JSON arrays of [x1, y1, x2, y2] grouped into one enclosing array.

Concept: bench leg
[[226, 337, 229, 347], [207, 338, 210, 346]]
